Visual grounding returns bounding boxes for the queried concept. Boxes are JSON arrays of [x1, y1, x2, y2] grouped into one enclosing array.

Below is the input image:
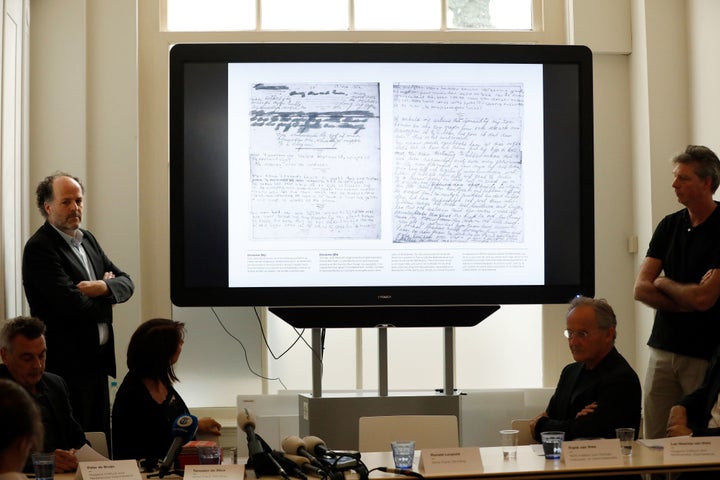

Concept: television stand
[[298, 306, 501, 448], [375, 325, 455, 397], [302, 305, 501, 398]]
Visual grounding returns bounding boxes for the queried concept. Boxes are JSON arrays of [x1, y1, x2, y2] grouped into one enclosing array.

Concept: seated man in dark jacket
[[0, 316, 87, 472], [668, 344, 720, 438], [530, 296, 642, 441], [665, 347, 720, 479]]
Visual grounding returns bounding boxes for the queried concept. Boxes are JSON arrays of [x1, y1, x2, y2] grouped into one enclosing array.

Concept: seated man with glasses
[[529, 296, 642, 441]]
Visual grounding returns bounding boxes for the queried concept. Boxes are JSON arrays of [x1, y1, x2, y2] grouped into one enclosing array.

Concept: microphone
[[238, 409, 289, 479], [303, 435, 361, 459], [158, 414, 198, 477], [237, 408, 264, 457], [284, 454, 327, 478], [376, 467, 424, 478], [281, 436, 325, 470], [272, 452, 307, 480], [283, 437, 345, 480]]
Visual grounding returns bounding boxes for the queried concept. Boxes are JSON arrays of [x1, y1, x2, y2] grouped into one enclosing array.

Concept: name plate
[[562, 439, 622, 467], [664, 437, 720, 463], [184, 464, 245, 480], [76, 460, 141, 480], [419, 447, 483, 475]]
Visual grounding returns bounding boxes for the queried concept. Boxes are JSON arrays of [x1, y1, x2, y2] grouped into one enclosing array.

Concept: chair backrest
[[85, 431, 109, 458], [358, 415, 459, 452], [510, 419, 537, 445]]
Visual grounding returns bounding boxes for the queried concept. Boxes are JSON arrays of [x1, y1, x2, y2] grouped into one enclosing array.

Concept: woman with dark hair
[[111, 319, 221, 461], [0, 378, 43, 479]]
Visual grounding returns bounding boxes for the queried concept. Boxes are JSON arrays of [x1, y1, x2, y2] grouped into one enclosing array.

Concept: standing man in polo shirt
[[22, 172, 134, 440], [633, 145, 720, 439]]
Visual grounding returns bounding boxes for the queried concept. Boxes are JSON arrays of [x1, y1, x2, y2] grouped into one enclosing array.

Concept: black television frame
[[169, 43, 594, 328]]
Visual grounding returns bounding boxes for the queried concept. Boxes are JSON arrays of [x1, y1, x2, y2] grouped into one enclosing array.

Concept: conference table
[[353, 444, 720, 478], [55, 441, 720, 480]]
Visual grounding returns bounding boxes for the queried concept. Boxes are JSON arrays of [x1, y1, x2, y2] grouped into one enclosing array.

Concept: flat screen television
[[169, 43, 594, 328]]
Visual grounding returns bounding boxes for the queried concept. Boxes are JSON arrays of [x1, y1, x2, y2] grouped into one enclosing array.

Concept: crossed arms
[[634, 257, 720, 312]]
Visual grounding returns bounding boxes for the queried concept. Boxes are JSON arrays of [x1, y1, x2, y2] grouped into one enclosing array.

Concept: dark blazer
[[0, 365, 86, 452], [22, 221, 134, 377], [534, 347, 642, 441], [679, 345, 720, 436]]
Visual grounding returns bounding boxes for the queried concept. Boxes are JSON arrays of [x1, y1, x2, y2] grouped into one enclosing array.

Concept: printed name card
[[184, 464, 245, 480], [562, 439, 622, 467], [76, 460, 141, 480], [419, 447, 483, 475], [663, 437, 720, 463]]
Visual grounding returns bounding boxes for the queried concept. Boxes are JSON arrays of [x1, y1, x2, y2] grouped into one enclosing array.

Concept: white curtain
[[0, 0, 30, 319]]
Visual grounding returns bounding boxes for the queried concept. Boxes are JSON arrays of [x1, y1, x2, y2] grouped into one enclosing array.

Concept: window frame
[[160, 0, 565, 45]]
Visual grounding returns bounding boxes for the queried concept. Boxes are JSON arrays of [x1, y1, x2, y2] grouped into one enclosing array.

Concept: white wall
[[687, 0, 720, 152], [628, 0, 713, 384], [28, 0, 141, 377]]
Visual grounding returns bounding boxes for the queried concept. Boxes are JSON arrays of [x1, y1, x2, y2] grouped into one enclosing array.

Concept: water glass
[[198, 445, 222, 464], [499, 429, 519, 460], [616, 427, 635, 456], [540, 431, 565, 460], [31, 453, 55, 480], [391, 440, 415, 469]]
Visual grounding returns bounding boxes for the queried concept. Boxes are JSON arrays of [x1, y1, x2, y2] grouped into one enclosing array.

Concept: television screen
[[169, 43, 594, 327]]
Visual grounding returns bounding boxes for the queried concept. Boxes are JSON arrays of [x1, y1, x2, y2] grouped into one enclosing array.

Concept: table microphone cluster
[[281, 435, 368, 480], [238, 408, 368, 479]]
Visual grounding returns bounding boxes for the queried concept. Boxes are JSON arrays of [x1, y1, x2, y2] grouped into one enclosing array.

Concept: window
[[265, 306, 542, 392], [448, 0, 532, 30], [166, 0, 255, 31], [166, 0, 533, 32]]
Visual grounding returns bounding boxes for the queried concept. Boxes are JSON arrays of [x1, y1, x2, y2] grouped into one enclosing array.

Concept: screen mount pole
[[378, 325, 453, 396], [444, 327, 454, 395], [379, 326, 389, 396], [312, 328, 323, 397]]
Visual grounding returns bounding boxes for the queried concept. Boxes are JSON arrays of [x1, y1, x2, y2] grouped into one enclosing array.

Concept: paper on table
[[76, 443, 110, 461], [638, 436, 692, 450], [73, 446, 110, 480], [530, 444, 545, 456], [184, 464, 245, 480], [74, 459, 140, 480]]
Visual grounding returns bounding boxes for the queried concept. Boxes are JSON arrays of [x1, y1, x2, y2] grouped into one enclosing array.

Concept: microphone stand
[[148, 468, 185, 478], [142, 456, 185, 478]]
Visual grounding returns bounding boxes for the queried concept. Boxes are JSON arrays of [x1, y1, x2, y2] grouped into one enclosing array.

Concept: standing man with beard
[[634, 145, 720, 439], [22, 172, 134, 441]]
